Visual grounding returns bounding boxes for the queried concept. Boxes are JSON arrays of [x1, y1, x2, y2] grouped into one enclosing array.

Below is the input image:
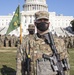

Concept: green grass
[[0, 47, 17, 50], [0, 48, 74, 75], [68, 48, 74, 75], [0, 48, 16, 75]]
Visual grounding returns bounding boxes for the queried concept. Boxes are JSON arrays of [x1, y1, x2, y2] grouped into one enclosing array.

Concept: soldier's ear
[[48, 22, 50, 25]]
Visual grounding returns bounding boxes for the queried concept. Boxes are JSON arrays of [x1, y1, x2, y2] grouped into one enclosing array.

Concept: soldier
[[70, 36, 74, 48], [9, 34, 17, 47], [23, 24, 35, 41], [4, 35, 9, 47], [67, 36, 72, 48], [22, 24, 35, 75], [0, 34, 2, 47], [73, 36, 74, 48], [34, 11, 70, 75], [16, 24, 35, 75], [0, 34, 5, 47], [16, 11, 70, 75]]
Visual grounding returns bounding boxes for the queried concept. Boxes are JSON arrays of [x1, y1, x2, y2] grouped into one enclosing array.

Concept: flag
[[6, 5, 20, 35]]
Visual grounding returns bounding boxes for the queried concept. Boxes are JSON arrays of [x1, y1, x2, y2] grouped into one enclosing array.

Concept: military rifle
[[43, 32, 65, 75]]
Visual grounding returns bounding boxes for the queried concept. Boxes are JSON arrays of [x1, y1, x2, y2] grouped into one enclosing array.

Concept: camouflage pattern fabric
[[16, 34, 70, 75], [35, 11, 49, 20], [28, 24, 35, 30], [54, 37, 68, 60], [0, 35, 3, 47], [16, 45, 23, 75], [70, 36, 74, 48], [0, 35, 5, 47], [4, 36, 9, 47], [65, 36, 74, 48], [54, 37, 70, 75]]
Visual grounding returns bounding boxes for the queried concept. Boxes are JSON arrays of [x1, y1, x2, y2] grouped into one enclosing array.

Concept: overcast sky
[[0, 0, 74, 16]]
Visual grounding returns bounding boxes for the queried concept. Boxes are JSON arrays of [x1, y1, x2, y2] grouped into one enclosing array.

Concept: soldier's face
[[34, 19, 50, 31], [29, 29, 35, 35], [35, 19, 49, 23]]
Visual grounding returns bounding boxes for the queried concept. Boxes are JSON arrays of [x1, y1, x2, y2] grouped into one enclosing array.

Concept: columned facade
[[0, 0, 74, 36], [23, 0, 48, 11]]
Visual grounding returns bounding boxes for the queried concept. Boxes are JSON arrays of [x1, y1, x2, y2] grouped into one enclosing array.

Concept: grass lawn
[[0, 47, 74, 75], [68, 48, 74, 75], [0, 47, 17, 75]]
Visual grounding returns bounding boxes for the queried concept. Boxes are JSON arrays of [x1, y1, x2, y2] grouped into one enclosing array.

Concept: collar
[[37, 29, 49, 35]]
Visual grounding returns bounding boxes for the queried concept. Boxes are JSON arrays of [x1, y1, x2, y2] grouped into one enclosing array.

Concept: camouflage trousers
[[22, 60, 57, 75], [36, 59, 57, 75], [16, 58, 57, 75]]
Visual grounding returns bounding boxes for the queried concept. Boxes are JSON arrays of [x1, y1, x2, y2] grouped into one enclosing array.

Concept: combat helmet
[[28, 24, 35, 30], [35, 11, 49, 21]]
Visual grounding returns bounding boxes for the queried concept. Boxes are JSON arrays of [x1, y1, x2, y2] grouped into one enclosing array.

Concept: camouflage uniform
[[16, 11, 70, 75], [16, 24, 35, 75], [73, 36, 74, 48], [0, 34, 2, 47], [10, 35, 17, 47], [67, 36, 72, 48], [0, 35, 5, 47], [16, 35, 56, 75], [4, 35, 9, 47], [16, 34, 70, 75], [70, 36, 74, 48], [2, 35, 5, 47]]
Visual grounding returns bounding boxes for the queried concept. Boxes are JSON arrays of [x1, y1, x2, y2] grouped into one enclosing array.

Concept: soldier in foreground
[[16, 11, 70, 75]]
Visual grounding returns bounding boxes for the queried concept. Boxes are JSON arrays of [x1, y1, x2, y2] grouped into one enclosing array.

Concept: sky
[[0, 0, 74, 16]]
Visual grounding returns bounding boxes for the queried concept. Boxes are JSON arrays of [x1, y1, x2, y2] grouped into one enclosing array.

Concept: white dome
[[23, 0, 48, 11]]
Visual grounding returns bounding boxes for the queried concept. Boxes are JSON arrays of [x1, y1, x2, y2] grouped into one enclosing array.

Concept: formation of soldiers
[[0, 34, 24, 47], [0, 33, 74, 49]]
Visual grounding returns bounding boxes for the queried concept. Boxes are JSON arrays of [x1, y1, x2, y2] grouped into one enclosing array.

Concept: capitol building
[[0, 0, 74, 36]]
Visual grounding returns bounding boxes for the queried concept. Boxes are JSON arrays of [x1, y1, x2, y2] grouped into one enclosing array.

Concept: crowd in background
[[0, 34, 23, 47], [0, 34, 74, 49]]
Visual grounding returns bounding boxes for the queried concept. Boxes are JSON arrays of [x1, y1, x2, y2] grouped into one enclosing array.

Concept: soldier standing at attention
[[16, 24, 35, 75], [0, 34, 2, 47], [16, 11, 70, 75], [34, 11, 70, 75]]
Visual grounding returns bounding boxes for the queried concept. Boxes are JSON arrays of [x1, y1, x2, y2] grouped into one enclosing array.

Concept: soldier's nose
[[41, 19, 45, 22]]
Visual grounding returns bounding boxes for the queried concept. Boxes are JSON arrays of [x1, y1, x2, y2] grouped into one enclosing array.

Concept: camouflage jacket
[[16, 34, 69, 75]]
